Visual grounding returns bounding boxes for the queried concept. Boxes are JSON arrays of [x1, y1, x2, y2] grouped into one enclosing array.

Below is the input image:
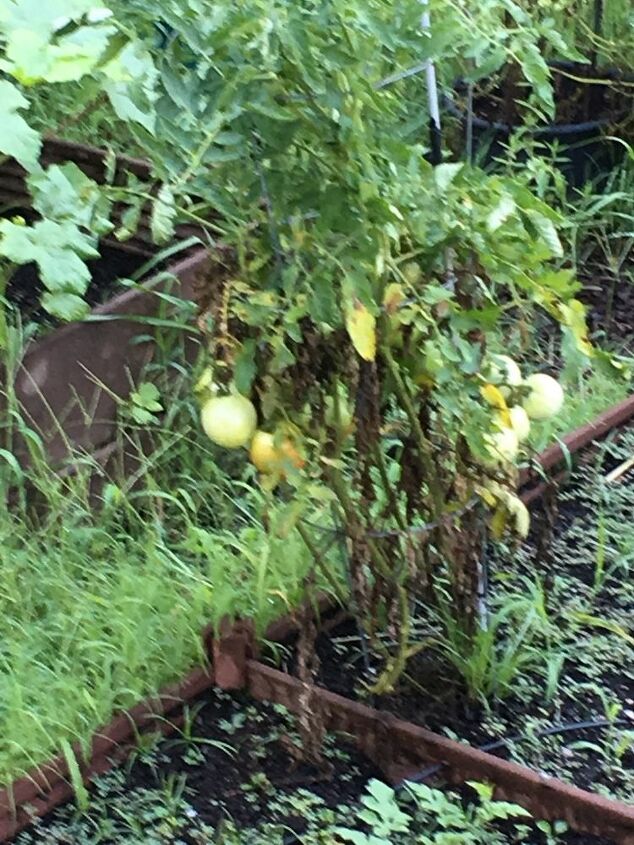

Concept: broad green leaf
[[234, 339, 257, 396], [45, 25, 115, 83], [0, 80, 41, 170], [4, 19, 114, 84], [133, 382, 162, 410], [116, 202, 143, 241], [41, 291, 90, 321], [346, 301, 376, 362], [29, 163, 112, 235], [486, 195, 516, 232], [0, 219, 98, 302], [102, 42, 158, 133], [525, 210, 563, 258], [433, 163, 463, 193]]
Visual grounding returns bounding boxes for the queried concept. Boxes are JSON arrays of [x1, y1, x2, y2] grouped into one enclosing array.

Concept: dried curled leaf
[[346, 300, 376, 362]]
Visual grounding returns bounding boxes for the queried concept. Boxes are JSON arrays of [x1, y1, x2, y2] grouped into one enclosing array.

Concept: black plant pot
[[445, 62, 634, 186]]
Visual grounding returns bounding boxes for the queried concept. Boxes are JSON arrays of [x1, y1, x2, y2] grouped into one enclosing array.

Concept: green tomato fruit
[[483, 428, 519, 466], [522, 374, 564, 421], [201, 395, 257, 449], [490, 354, 522, 398]]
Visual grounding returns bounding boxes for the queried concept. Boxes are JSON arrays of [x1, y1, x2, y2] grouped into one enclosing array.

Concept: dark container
[[446, 62, 634, 185]]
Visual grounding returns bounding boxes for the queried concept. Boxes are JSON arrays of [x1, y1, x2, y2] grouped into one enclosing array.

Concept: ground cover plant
[[13, 691, 613, 845]]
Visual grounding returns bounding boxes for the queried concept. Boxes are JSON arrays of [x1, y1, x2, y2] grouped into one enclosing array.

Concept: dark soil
[[127, 690, 379, 835], [578, 277, 634, 353], [19, 688, 616, 844], [6, 242, 147, 328], [153, 689, 617, 845]]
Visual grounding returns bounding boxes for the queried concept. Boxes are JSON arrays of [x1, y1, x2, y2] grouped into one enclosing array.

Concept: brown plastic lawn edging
[[519, 392, 634, 496], [0, 136, 217, 464], [246, 662, 634, 845], [0, 665, 215, 842]]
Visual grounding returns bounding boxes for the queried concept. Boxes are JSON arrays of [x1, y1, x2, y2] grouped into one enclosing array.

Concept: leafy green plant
[[435, 586, 553, 702], [126, 381, 163, 425], [0, 322, 341, 790], [0, 0, 159, 329], [162, 702, 235, 765], [336, 779, 533, 845], [431, 0, 585, 118], [108, 0, 598, 691]]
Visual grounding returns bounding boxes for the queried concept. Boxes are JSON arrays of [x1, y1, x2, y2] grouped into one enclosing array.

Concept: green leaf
[[42, 26, 116, 83], [116, 202, 143, 241], [103, 42, 157, 133], [234, 339, 257, 395], [0, 80, 41, 170], [524, 210, 563, 258], [41, 291, 90, 321], [486, 195, 516, 233], [433, 163, 463, 193], [151, 184, 177, 244], [133, 382, 162, 409], [60, 739, 89, 810], [0, 218, 98, 301], [422, 285, 454, 305], [4, 19, 114, 85], [29, 163, 112, 235]]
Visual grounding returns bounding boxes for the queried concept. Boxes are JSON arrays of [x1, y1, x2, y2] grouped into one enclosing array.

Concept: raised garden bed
[[2, 395, 634, 843], [14, 688, 616, 845]]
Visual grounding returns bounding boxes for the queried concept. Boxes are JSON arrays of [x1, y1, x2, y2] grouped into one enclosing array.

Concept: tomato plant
[[104, 0, 595, 691], [0, 0, 602, 690]]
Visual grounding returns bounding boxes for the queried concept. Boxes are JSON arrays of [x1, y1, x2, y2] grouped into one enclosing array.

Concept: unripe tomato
[[483, 428, 519, 466], [490, 354, 522, 398], [509, 405, 531, 442], [250, 431, 304, 473], [201, 395, 257, 449], [522, 374, 564, 421]]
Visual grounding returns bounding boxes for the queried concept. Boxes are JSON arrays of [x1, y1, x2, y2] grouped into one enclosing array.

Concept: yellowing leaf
[[491, 505, 508, 540], [558, 299, 593, 357], [480, 383, 507, 411], [475, 483, 497, 508], [505, 493, 531, 538], [346, 301, 376, 362], [383, 283, 405, 315]]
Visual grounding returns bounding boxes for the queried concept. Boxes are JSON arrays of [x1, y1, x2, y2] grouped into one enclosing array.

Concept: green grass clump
[[0, 336, 343, 788]]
